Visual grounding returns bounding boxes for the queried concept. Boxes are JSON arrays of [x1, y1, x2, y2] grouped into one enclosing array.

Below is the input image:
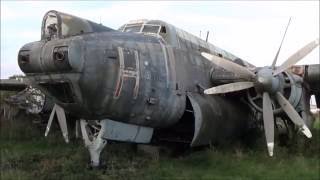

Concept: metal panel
[[187, 93, 250, 147], [102, 119, 153, 143]]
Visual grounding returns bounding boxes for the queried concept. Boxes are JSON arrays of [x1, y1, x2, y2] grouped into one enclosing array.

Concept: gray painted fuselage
[[19, 11, 252, 146]]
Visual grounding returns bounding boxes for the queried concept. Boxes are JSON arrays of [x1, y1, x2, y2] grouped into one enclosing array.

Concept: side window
[[159, 26, 169, 42], [142, 25, 160, 34], [160, 26, 166, 33], [124, 25, 142, 33]]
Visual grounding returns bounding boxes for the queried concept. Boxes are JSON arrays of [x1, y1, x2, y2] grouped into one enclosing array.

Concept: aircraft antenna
[[199, 30, 202, 38], [206, 31, 210, 42]]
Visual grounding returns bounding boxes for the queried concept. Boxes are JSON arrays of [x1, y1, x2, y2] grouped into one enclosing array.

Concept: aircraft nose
[[18, 39, 83, 74], [18, 41, 45, 73]]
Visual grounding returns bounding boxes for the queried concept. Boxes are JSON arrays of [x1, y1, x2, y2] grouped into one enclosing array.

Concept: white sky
[[1, 1, 319, 79]]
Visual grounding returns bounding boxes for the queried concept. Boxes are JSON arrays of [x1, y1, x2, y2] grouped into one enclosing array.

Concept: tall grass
[[1, 111, 319, 180]]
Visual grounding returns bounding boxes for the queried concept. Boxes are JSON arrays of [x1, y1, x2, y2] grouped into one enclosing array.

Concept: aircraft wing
[[0, 79, 28, 91]]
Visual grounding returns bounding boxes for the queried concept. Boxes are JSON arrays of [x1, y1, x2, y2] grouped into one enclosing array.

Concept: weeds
[[1, 111, 319, 180]]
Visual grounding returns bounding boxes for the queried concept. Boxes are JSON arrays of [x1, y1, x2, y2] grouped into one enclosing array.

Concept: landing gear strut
[[80, 119, 108, 167]]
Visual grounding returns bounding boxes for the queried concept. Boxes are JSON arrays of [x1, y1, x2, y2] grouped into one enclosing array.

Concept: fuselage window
[[124, 25, 142, 33], [160, 26, 166, 33], [142, 25, 160, 34]]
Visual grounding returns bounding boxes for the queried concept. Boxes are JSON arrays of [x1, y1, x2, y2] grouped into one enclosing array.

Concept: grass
[[144, 150, 319, 180], [1, 110, 320, 180], [313, 113, 320, 130]]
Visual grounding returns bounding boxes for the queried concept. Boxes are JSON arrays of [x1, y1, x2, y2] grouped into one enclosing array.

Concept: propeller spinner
[[201, 36, 319, 156]]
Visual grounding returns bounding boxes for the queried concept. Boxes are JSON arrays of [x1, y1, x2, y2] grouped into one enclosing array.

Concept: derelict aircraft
[[1, 10, 319, 167]]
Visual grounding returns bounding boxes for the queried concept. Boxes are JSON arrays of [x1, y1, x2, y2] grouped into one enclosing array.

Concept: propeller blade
[[201, 52, 255, 80], [273, 38, 319, 75], [271, 17, 291, 69], [263, 92, 275, 157], [204, 82, 254, 95], [276, 92, 312, 138]]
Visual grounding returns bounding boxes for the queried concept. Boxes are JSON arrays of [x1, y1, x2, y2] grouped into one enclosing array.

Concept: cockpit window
[[60, 13, 92, 37], [42, 10, 114, 40], [160, 26, 166, 33], [123, 25, 142, 33], [44, 12, 58, 40], [142, 25, 160, 34], [122, 24, 163, 35]]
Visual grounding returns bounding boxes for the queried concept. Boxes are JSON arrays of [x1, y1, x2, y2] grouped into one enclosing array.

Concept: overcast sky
[[1, 1, 319, 78]]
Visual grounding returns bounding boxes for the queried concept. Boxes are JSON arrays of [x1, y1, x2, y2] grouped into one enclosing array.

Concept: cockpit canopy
[[41, 10, 114, 40], [118, 20, 166, 35]]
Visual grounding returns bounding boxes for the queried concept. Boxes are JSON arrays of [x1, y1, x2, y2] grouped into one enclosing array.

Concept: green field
[[1, 112, 319, 180]]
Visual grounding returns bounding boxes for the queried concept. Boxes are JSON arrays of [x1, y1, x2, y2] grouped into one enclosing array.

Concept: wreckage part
[[3, 86, 53, 115], [80, 119, 108, 167]]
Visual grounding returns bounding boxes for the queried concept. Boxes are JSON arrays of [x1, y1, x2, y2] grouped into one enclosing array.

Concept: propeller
[[262, 92, 274, 156], [273, 38, 319, 75], [204, 82, 254, 95], [276, 92, 312, 138], [201, 52, 255, 80], [202, 20, 318, 156]]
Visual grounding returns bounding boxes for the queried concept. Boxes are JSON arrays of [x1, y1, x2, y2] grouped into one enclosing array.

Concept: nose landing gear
[[80, 119, 108, 168]]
